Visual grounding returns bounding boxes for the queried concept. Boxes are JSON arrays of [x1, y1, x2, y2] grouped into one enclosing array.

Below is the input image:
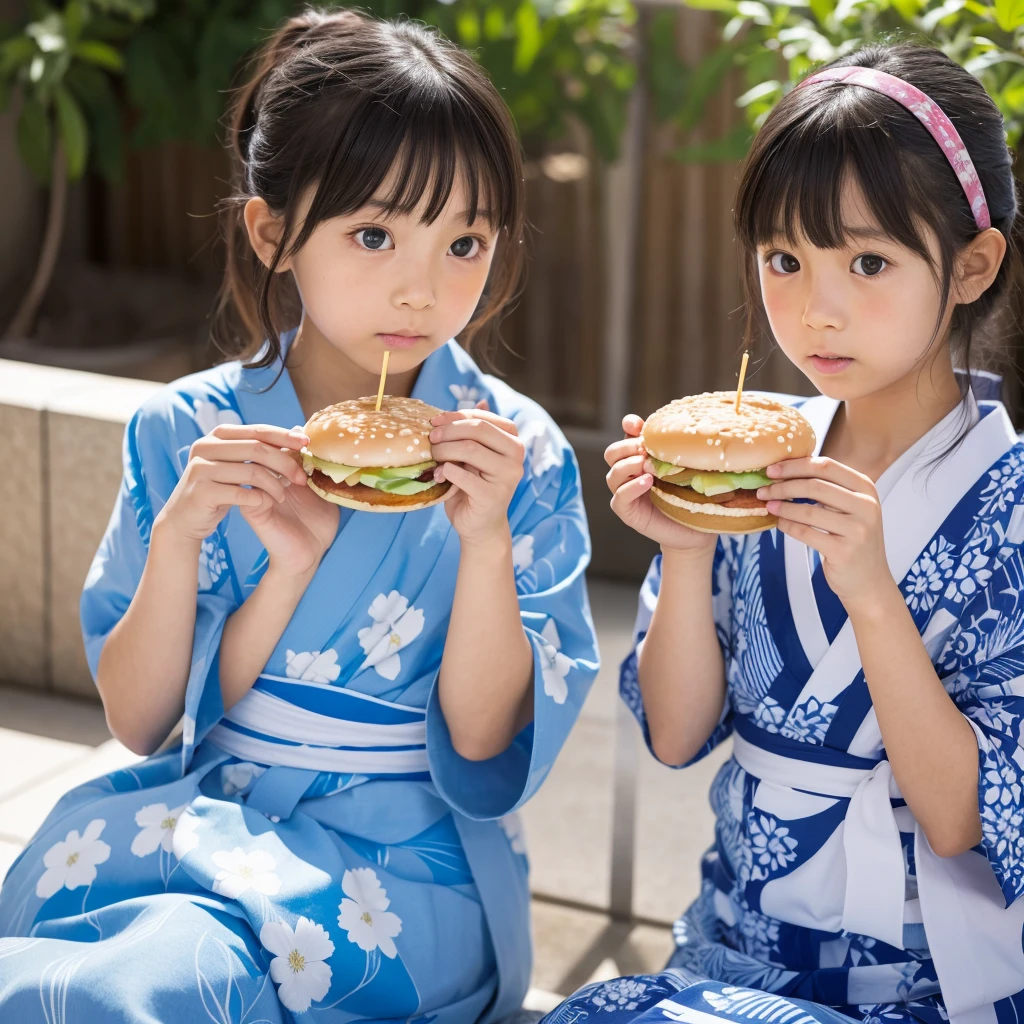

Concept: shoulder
[[130, 362, 245, 444]]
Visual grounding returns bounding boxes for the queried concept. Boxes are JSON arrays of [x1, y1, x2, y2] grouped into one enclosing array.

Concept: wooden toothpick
[[734, 351, 749, 414], [375, 350, 390, 412]]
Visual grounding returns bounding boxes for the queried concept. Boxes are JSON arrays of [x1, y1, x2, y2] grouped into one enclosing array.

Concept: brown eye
[[769, 252, 800, 274], [449, 236, 479, 259], [853, 253, 887, 276]]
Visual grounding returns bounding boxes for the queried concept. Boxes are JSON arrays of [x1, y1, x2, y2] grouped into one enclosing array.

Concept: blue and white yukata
[[0, 334, 599, 1023], [544, 390, 1024, 1024]]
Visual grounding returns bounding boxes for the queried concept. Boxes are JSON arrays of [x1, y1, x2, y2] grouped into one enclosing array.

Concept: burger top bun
[[304, 396, 440, 468], [643, 392, 816, 473]]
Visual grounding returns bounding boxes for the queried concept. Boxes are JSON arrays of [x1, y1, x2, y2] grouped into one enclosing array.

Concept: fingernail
[[756, 487, 767, 499], [767, 465, 780, 477], [430, 415, 442, 425], [429, 429, 440, 442], [766, 500, 780, 512], [433, 468, 443, 481]]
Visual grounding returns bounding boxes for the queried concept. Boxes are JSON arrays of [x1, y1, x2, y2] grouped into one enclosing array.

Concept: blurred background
[[3, 0, 1024, 999]]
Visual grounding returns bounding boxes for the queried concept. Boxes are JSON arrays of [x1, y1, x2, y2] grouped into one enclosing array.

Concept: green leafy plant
[[649, 0, 1024, 163], [0, 0, 153, 340]]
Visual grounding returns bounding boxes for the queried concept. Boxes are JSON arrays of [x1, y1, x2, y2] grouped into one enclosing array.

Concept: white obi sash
[[206, 673, 430, 775], [747, 393, 1024, 1021]]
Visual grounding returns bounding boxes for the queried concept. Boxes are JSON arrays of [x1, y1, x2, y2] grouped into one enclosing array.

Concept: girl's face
[[756, 179, 952, 401], [248, 171, 499, 379]]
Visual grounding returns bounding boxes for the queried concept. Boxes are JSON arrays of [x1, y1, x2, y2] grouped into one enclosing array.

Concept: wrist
[[264, 559, 319, 590], [845, 577, 907, 627], [458, 523, 513, 562], [151, 511, 203, 558], [660, 544, 716, 570]]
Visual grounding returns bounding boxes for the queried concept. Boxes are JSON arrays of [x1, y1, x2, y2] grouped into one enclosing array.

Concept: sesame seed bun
[[641, 392, 816, 536], [304, 396, 439, 468], [302, 396, 450, 512]]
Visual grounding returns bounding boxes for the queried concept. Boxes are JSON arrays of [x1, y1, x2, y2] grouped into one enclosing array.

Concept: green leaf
[[54, 85, 88, 179], [685, 0, 743, 13], [809, 0, 837, 24], [514, 2, 542, 72], [736, 78, 781, 105], [16, 94, 53, 183], [484, 5, 506, 40], [0, 36, 36, 78], [73, 40, 124, 72], [993, 0, 1024, 30], [64, 2, 86, 45]]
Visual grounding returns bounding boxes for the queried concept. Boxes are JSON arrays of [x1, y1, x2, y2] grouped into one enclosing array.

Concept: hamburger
[[642, 392, 816, 535], [301, 396, 450, 512]]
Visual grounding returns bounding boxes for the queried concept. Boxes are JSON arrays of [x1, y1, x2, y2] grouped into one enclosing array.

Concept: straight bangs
[[286, 83, 519, 257], [737, 93, 940, 266]]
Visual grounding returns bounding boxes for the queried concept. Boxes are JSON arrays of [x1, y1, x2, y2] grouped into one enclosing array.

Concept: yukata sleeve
[[426, 420, 599, 820], [619, 538, 737, 768], [941, 546, 1024, 907], [79, 390, 239, 747]]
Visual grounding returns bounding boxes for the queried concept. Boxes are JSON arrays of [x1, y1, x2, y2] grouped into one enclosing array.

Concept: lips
[[378, 333, 426, 349], [810, 354, 853, 375]]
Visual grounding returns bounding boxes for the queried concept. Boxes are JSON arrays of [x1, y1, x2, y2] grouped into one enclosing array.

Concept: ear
[[954, 226, 1007, 305], [243, 197, 294, 273]]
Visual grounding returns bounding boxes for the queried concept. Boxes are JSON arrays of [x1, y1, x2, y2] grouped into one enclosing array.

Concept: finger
[[208, 423, 310, 450], [429, 419, 524, 459], [622, 414, 645, 438], [756, 477, 863, 513], [199, 461, 290, 503], [189, 439, 308, 484], [475, 399, 491, 411], [431, 408, 517, 435], [203, 481, 267, 509], [606, 453, 648, 494], [767, 498, 849, 535], [431, 439, 508, 480], [604, 436, 645, 468], [777, 518, 837, 557], [610, 472, 655, 516], [767, 456, 875, 495], [436, 459, 489, 497]]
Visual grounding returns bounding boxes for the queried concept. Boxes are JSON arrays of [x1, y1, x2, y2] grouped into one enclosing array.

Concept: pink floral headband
[[795, 65, 991, 231]]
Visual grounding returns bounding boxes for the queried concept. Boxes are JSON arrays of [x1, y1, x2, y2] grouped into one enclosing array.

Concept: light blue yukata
[[544, 385, 1024, 1024], [0, 332, 599, 1023]]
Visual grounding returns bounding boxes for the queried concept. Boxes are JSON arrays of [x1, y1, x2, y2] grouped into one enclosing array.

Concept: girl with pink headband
[[546, 41, 1024, 1024]]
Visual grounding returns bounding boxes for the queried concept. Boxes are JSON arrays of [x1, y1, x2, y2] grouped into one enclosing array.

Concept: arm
[[95, 421, 316, 756], [97, 518, 202, 756], [849, 584, 981, 857], [438, 525, 534, 761], [638, 546, 728, 767], [762, 455, 981, 857]]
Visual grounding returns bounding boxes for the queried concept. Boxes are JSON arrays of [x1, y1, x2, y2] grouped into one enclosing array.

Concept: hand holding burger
[[606, 391, 816, 547]]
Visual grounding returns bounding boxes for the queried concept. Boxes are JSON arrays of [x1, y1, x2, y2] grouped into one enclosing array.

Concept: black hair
[[213, 7, 526, 368], [735, 41, 1020, 415]]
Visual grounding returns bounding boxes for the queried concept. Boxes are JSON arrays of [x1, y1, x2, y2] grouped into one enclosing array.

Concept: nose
[[801, 270, 847, 333], [391, 256, 436, 311]]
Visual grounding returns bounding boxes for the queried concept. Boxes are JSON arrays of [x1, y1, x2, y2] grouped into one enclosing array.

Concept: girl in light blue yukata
[[543, 42, 1024, 1024], [0, 9, 598, 1022]]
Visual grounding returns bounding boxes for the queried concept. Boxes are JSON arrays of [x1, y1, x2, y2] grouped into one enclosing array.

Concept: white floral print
[[210, 847, 282, 899], [358, 591, 424, 681], [752, 697, 786, 731], [780, 697, 838, 745], [130, 802, 188, 857], [905, 536, 956, 612], [260, 916, 334, 1013], [285, 648, 341, 684], [748, 813, 799, 880], [336, 867, 402, 958], [499, 813, 528, 855], [539, 618, 574, 704], [171, 809, 201, 858], [36, 819, 111, 899], [588, 977, 648, 1011], [519, 420, 563, 478], [448, 384, 481, 410], [511, 534, 535, 575], [220, 761, 267, 797], [193, 399, 242, 436], [197, 537, 229, 592]]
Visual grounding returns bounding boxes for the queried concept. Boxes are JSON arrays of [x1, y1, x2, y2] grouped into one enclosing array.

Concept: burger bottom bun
[[306, 476, 452, 513], [650, 487, 777, 536]]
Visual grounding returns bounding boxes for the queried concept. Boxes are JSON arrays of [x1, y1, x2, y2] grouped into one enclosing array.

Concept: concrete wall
[[0, 360, 159, 698]]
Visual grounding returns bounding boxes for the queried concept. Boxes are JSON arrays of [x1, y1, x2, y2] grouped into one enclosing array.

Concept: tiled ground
[[0, 578, 728, 1002]]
